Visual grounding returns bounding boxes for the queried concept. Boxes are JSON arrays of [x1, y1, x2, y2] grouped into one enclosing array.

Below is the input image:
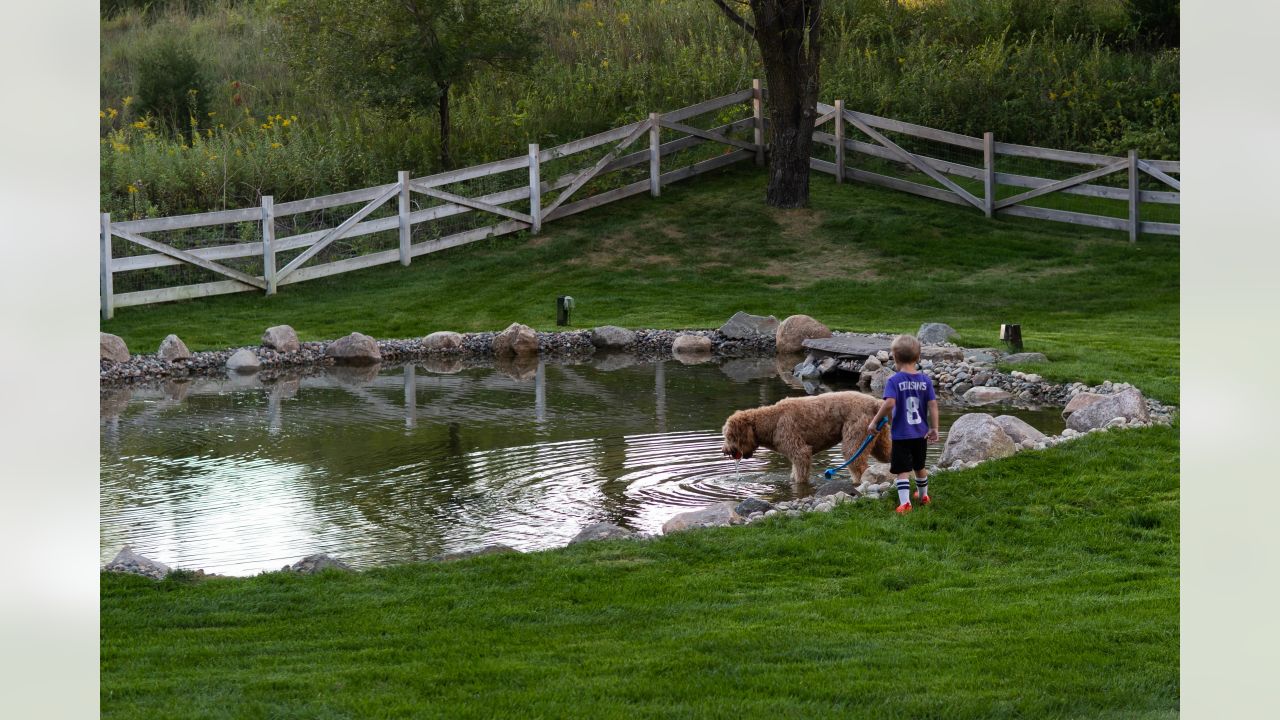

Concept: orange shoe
[[896, 502, 912, 514], [913, 491, 932, 505]]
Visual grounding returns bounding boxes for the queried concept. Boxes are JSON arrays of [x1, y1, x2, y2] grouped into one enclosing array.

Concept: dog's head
[[721, 411, 758, 460]]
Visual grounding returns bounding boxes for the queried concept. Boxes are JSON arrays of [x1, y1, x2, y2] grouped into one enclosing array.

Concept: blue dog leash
[[822, 416, 890, 479]]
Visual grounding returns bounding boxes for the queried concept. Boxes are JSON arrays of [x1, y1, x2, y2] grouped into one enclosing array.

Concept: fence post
[[398, 170, 412, 265], [834, 100, 845, 184], [261, 196, 277, 295], [983, 132, 995, 219], [1128, 149, 1139, 243], [528, 144, 542, 233], [648, 113, 661, 197], [100, 212, 113, 320], [752, 78, 764, 165]]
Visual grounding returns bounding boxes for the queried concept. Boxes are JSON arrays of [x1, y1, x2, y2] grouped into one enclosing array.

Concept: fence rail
[[100, 82, 1178, 318]]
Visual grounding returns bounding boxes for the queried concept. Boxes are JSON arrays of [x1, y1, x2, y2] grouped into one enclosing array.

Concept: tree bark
[[713, 1, 822, 208], [437, 82, 453, 169]]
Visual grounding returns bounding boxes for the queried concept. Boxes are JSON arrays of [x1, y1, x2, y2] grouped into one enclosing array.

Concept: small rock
[[720, 311, 780, 340], [157, 334, 192, 361], [226, 348, 260, 374], [860, 356, 882, 373], [103, 545, 170, 580], [662, 502, 743, 534], [876, 350, 890, 362], [286, 553, 353, 574], [590, 325, 636, 349], [672, 333, 713, 357], [423, 330, 464, 352], [815, 479, 857, 497], [326, 332, 382, 365], [435, 545, 520, 562], [963, 386, 1012, 405], [569, 522, 636, 544], [917, 322, 957, 345], [100, 333, 129, 363], [1023, 373, 1043, 384], [1003, 352, 1049, 365], [735, 498, 775, 517], [859, 462, 895, 486], [261, 325, 300, 353]]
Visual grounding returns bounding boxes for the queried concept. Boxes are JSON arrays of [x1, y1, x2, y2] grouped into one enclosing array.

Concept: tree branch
[[711, 0, 756, 38]]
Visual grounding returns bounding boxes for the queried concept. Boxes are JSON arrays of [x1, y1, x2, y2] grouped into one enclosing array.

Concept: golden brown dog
[[721, 391, 892, 484]]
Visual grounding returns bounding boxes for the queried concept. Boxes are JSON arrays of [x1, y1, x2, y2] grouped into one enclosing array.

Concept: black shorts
[[890, 437, 928, 474]]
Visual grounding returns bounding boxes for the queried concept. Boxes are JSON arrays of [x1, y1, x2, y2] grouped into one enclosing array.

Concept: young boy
[[867, 334, 940, 514]]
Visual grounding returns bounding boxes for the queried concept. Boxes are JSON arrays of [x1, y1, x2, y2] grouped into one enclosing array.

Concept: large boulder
[[569, 522, 636, 545], [226, 348, 260, 374], [775, 315, 832, 354], [963, 386, 1013, 405], [719, 311, 779, 340], [939, 413, 1016, 467], [285, 553, 353, 574], [993, 415, 1047, 445], [591, 325, 636, 349], [261, 325, 300, 353], [493, 323, 539, 358], [326, 332, 382, 365], [157, 334, 192, 361], [917, 322, 957, 345], [1062, 392, 1106, 420], [662, 502, 743, 534], [734, 498, 775, 516], [1066, 388, 1150, 432], [814, 479, 857, 497], [423, 330, 464, 352], [100, 333, 129, 363], [103, 546, 170, 580], [1003, 352, 1048, 365]]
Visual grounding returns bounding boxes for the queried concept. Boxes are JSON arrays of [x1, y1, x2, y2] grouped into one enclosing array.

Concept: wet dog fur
[[721, 391, 892, 484]]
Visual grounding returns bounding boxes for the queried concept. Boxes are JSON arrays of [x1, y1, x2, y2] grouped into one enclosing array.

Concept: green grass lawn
[[102, 165, 1179, 403], [101, 166, 1179, 718], [102, 425, 1179, 719]]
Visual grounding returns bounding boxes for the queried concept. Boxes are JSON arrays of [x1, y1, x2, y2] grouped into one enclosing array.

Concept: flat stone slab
[[801, 336, 893, 360]]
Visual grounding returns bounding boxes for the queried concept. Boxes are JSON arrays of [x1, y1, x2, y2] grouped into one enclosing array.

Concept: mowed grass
[[102, 166, 1179, 402], [101, 425, 1179, 719]]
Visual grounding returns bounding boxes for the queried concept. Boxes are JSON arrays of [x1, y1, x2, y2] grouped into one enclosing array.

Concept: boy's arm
[[868, 398, 895, 433], [926, 399, 940, 442]]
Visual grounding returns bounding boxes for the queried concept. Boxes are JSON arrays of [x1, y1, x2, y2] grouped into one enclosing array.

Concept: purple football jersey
[[884, 371, 936, 440]]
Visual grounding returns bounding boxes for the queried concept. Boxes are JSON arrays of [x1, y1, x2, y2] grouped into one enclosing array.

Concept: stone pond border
[[100, 315, 1177, 580]]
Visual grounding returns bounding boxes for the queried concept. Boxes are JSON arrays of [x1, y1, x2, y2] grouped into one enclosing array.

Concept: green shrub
[[135, 39, 209, 141]]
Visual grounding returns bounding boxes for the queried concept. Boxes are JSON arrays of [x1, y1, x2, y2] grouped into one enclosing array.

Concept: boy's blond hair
[[891, 334, 921, 365]]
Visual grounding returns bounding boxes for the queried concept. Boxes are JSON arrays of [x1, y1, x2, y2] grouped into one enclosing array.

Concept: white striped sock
[[896, 478, 911, 505]]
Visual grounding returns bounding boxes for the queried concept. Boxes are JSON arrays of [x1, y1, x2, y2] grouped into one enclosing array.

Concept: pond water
[[101, 356, 1064, 575]]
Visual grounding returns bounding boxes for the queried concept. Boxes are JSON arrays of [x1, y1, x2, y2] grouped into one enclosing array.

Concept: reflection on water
[[101, 358, 1065, 575]]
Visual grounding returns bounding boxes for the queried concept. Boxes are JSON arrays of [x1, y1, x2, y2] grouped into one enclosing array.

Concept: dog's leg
[[790, 449, 812, 484], [841, 423, 867, 482]]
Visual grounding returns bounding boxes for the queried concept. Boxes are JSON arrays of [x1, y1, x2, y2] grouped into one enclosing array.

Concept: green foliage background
[[100, 0, 1179, 218]]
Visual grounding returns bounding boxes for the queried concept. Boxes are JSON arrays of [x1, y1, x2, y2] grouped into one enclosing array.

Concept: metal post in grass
[[834, 100, 845, 184], [648, 113, 661, 197], [752, 78, 764, 165], [1128, 149, 1140, 243], [528, 144, 542, 234], [983, 132, 995, 219], [398, 171, 412, 265], [261, 195, 277, 295], [100, 212, 113, 320]]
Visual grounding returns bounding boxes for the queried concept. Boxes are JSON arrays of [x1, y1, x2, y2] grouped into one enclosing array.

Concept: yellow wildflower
[[261, 122, 271, 130], [600, 59, 609, 69], [132, 120, 148, 129], [270, 142, 282, 149], [619, 12, 630, 25], [107, 107, 119, 119], [597, 20, 603, 27], [290, 115, 297, 122], [127, 184, 138, 193], [570, 29, 579, 39], [282, 118, 291, 127], [99, 110, 105, 118], [122, 96, 133, 106], [1048, 91, 1057, 100]]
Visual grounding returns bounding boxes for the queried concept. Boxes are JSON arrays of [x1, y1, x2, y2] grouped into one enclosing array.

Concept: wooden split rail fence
[[810, 100, 1179, 241], [101, 81, 1178, 319]]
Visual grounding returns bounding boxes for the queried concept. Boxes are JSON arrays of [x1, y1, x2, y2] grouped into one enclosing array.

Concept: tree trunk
[[716, 1, 823, 208], [437, 82, 453, 169]]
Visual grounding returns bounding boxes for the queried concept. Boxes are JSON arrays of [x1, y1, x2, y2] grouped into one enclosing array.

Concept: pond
[[101, 356, 1065, 575]]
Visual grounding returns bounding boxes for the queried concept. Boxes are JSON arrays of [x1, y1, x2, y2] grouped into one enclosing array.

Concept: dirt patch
[[751, 245, 883, 287], [566, 230, 678, 269], [772, 207, 825, 241]]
